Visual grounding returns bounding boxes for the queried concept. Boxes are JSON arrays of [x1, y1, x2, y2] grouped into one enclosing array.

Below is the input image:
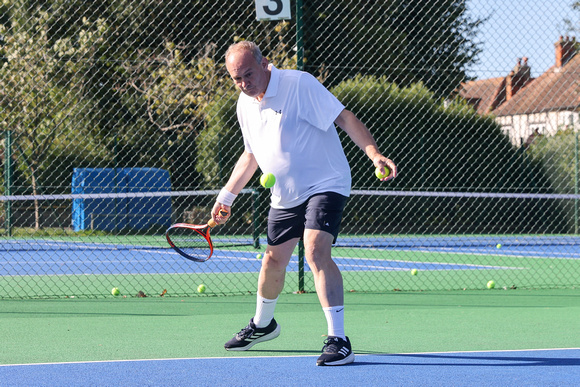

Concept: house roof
[[493, 53, 580, 116], [459, 77, 505, 115]]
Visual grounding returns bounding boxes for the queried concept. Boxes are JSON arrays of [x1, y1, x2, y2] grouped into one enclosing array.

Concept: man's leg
[[303, 229, 343, 308], [258, 238, 299, 300], [253, 238, 299, 327], [304, 228, 354, 366], [224, 238, 297, 351]]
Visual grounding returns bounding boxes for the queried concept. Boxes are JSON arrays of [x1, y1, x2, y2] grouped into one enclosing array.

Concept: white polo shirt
[[236, 65, 351, 209]]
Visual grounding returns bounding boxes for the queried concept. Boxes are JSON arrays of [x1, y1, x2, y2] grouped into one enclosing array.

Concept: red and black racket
[[166, 210, 228, 262]]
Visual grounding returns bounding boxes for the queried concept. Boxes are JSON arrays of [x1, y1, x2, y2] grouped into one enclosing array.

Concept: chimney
[[506, 57, 531, 100], [555, 36, 577, 67]]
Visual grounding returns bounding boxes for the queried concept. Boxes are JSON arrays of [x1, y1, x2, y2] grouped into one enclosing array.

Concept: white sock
[[254, 293, 278, 328], [323, 306, 346, 339]]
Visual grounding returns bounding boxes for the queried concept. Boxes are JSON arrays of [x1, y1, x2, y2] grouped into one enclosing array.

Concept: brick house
[[459, 36, 579, 146]]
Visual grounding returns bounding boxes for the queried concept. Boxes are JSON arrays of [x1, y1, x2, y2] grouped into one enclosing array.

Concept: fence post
[[252, 189, 260, 248], [4, 129, 12, 236], [296, 0, 303, 72], [575, 128, 578, 234], [296, 0, 305, 292]]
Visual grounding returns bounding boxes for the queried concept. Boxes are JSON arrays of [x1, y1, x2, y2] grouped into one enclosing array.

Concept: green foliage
[[332, 76, 518, 190], [303, 0, 482, 97], [527, 129, 580, 232], [331, 76, 559, 234], [137, 44, 228, 133], [0, 12, 110, 197], [195, 90, 243, 188], [528, 129, 578, 194]]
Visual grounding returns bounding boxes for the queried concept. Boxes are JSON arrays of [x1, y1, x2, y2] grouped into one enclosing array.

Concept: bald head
[[225, 41, 263, 64], [225, 41, 270, 100]]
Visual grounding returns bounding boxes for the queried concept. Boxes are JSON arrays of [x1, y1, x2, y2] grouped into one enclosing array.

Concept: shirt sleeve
[[297, 72, 345, 131]]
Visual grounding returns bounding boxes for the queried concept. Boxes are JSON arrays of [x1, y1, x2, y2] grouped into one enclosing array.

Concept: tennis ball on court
[[260, 173, 276, 188], [487, 280, 495, 289], [256, 253, 262, 260], [111, 287, 120, 296], [496, 243, 502, 249], [411, 269, 418, 276], [197, 284, 206, 293], [375, 166, 390, 179]]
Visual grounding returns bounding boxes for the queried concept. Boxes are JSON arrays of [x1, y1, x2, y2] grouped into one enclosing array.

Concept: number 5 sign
[[255, 0, 291, 20]]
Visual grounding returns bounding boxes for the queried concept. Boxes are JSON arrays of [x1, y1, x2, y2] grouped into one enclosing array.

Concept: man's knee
[[303, 230, 333, 266]]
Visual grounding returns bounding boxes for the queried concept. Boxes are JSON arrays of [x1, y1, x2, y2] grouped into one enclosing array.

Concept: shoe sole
[[225, 324, 281, 351], [316, 352, 355, 366]]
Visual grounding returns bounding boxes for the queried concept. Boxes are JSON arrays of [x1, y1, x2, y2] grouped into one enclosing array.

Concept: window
[[529, 123, 546, 134]]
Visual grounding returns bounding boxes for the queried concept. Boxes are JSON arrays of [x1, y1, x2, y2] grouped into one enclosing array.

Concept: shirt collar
[[262, 64, 279, 100]]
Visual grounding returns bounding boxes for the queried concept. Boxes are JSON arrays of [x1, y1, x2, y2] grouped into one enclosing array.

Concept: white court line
[[383, 246, 580, 260], [2, 347, 579, 367]]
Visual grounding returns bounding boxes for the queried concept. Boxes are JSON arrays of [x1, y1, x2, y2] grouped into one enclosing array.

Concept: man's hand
[[211, 202, 231, 225], [374, 157, 397, 182]]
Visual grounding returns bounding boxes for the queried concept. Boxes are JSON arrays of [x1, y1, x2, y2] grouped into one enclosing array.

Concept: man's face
[[226, 50, 269, 99]]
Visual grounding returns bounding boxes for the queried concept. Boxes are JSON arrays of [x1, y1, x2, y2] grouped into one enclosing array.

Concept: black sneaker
[[224, 318, 281, 351], [316, 336, 355, 366]]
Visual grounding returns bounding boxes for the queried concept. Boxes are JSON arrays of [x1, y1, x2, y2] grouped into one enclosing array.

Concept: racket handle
[[208, 209, 229, 228]]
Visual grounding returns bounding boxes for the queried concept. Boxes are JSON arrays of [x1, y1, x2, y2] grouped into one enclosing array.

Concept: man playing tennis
[[212, 41, 396, 366]]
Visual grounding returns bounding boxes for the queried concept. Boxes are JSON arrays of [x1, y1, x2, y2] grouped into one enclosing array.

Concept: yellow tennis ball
[[260, 173, 276, 188], [197, 284, 206, 293], [496, 243, 502, 249], [256, 253, 262, 260], [111, 287, 120, 296], [411, 269, 418, 276], [487, 280, 495, 289], [375, 166, 390, 179]]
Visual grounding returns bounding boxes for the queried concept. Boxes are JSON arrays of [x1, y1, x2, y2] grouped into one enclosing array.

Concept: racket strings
[[168, 228, 212, 260]]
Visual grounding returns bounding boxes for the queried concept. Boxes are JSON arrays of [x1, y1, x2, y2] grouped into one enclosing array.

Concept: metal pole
[[575, 129, 578, 234], [296, 0, 305, 292], [252, 189, 260, 249], [4, 130, 12, 236], [298, 241, 305, 293], [296, 0, 304, 72]]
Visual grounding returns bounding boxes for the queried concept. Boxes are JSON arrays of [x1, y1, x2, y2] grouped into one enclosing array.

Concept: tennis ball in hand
[[197, 284, 206, 293], [375, 166, 391, 179], [411, 269, 418, 276], [260, 173, 276, 188], [111, 287, 120, 296], [487, 280, 495, 289]]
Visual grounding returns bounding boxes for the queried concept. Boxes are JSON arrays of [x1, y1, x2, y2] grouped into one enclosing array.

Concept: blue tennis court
[[0, 245, 520, 276], [2, 349, 579, 386]]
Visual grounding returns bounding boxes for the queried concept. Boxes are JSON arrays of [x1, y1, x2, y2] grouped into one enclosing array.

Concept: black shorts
[[267, 192, 348, 246]]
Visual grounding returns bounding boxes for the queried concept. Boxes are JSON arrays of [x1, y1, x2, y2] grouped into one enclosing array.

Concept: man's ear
[[261, 57, 269, 69]]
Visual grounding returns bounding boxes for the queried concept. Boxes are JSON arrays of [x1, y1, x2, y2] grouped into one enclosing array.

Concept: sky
[[466, 0, 576, 79]]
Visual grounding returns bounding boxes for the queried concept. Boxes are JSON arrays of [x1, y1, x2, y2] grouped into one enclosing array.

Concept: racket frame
[[166, 223, 215, 262], [165, 210, 227, 262]]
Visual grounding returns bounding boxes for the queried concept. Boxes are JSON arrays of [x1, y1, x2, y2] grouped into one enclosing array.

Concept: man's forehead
[[226, 51, 258, 73]]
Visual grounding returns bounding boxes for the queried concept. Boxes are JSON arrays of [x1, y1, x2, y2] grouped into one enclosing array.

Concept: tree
[[527, 128, 580, 233], [302, 0, 483, 97], [0, 12, 109, 228]]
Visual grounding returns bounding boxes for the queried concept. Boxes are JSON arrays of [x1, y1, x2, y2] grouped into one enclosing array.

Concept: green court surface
[[1, 289, 579, 365]]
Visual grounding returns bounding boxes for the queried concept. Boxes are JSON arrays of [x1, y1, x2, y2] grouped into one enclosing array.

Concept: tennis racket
[[166, 209, 228, 262]]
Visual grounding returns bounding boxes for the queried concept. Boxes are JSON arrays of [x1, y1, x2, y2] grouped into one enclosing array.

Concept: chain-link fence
[[1, 1, 579, 299]]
